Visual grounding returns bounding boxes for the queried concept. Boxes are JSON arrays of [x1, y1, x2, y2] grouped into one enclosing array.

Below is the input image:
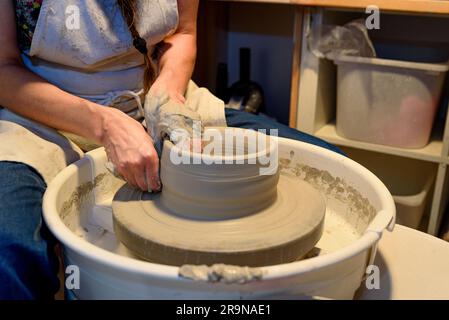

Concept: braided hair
[[117, 0, 157, 95]]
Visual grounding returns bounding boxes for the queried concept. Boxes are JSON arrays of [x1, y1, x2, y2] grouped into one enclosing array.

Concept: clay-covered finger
[[117, 163, 138, 189], [130, 161, 148, 191], [134, 169, 148, 191], [145, 153, 161, 192]]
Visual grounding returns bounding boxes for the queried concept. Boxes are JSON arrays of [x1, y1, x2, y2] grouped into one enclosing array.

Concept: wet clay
[[112, 128, 326, 267], [280, 158, 376, 227], [179, 264, 264, 284], [61, 173, 107, 220], [160, 128, 279, 220]]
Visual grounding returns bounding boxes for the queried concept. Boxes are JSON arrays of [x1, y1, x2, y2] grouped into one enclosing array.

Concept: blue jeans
[[0, 162, 59, 300], [0, 109, 340, 299], [225, 109, 343, 155]]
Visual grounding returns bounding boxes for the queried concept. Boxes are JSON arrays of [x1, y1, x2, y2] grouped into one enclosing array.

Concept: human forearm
[[156, 32, 197, 98], [0, 61, 161, 191], [150, 0, 199, 101], [0, 61, 107, 143]]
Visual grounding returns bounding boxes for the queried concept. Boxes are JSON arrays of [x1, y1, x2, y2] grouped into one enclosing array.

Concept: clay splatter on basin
[[61, 152, 374, 264]]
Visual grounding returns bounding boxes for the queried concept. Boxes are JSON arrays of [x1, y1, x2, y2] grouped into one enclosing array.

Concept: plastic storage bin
[[334, 55, 449, 149], [343, 147, 436, 229], [394, 175, 434, 229]]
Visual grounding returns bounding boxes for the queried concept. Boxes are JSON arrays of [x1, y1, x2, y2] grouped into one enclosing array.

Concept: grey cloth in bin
[[308, 19, 376, 59]]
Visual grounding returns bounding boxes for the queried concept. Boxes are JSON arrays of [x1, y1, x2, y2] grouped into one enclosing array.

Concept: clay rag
[[144, 81, 227, 154], [105, 82, 227, 180], [308, 19, 376, 59]]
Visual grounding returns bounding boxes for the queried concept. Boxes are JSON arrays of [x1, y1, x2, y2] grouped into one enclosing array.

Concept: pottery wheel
[[112, 128, 326, 267]]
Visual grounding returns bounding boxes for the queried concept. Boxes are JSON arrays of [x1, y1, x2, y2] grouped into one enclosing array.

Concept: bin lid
[[333, 55, 449, 73]]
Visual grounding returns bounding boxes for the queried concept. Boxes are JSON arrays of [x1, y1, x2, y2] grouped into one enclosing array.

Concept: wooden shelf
[[203, 1, 449, 235], [294, 0, 449, 14], [215, 0, 290, 4], [215, 0, 449, 14], [316, 122, 446, 163]]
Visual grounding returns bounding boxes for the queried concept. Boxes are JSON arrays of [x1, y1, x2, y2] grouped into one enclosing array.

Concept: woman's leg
[[225, 109, 344, 155], [0, 161, 59, 300]]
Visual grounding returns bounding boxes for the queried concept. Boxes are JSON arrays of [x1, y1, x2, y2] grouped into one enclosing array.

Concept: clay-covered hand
[[100, 107, 161, 192], [144, 90, 202, 152]]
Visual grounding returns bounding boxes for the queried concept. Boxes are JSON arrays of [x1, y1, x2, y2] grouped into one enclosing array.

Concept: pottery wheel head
[[112, 127, 326, 267]]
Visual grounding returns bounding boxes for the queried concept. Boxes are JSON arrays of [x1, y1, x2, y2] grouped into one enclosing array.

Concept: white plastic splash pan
[[43, 138, 395, 299]]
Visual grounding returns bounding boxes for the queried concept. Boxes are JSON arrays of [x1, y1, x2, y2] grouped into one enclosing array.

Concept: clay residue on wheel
[[179, 264, 264, 284], [60, 173, 107, 220], [280, 157, 377, 226], [302, 247, 323, 259]]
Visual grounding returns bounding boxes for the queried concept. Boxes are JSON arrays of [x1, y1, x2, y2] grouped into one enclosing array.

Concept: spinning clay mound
[[112, 128, 326, 267]]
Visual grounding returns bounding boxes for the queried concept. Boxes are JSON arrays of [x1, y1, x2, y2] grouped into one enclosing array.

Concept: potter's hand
[[144, 88, 202, 152], [100, 107, 161, 192], [149, 77, 186, 105]]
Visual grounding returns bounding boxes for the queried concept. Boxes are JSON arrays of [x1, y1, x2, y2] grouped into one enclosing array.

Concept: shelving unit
[[216, 0, 449, 14], [316, 123, 445, 164], [294, 7, 449, 235], [296, 0, 449, 14], [200, 0, 449, 236]]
